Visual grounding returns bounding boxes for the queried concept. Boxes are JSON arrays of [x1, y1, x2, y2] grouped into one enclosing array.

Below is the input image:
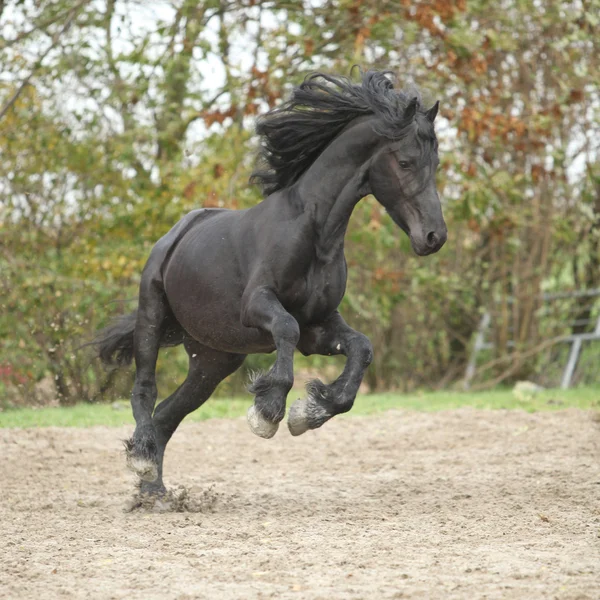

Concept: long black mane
[[250, 69, 435, 196]]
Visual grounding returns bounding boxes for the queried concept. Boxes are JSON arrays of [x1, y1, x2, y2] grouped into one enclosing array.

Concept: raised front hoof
[[126, 454, 159, 482], [287, 398, 310, 436], [288, 382, 333, 436], [247, 404, 279, 439]]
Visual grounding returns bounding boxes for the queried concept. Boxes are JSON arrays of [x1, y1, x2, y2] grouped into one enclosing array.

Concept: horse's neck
[[297, 118, 380, 260]]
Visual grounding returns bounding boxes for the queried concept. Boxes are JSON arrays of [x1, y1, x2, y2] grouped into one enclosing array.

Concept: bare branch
[[0, 6, 82, 121], [0, 0, 90, 48]]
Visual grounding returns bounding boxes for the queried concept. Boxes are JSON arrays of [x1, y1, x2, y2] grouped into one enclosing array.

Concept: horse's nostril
[[426, 231, 437, 247]]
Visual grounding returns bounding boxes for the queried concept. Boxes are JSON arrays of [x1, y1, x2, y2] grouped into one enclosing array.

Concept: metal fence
[[464, 289, 600, 389]]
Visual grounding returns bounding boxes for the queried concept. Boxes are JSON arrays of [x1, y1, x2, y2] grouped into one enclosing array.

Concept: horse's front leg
[[288, 312, 373, 436], [241, 286, 300, 438]]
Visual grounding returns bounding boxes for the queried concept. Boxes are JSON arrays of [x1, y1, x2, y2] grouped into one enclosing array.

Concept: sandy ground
[[1, 409, 599, 600]]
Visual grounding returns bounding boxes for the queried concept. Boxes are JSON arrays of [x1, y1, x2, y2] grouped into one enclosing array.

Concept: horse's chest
[[291, 262, 346, 323]]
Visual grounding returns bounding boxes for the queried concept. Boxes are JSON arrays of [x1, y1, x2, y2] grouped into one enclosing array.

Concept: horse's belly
[[179, 308, 275, 354], [165, 276, 276, 354]]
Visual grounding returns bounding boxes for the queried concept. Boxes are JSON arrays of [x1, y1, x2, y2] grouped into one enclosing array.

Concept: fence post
[[463, 312, 491, 390], [561, 338, 582, 390]]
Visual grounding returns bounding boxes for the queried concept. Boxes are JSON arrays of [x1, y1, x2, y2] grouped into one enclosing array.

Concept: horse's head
[[368, 98, 447, 256]]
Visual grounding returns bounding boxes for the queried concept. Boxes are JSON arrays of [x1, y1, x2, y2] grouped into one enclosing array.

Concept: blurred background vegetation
[[1, 0, 599, 407]]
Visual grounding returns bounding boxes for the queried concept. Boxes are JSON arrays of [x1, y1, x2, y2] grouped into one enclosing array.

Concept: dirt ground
[[1, 409, 599, 600]]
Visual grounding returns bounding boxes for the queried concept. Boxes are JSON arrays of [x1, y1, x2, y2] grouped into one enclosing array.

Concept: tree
[[1, 0, 598, 403]]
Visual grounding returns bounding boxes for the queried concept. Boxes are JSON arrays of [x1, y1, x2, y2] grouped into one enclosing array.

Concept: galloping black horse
[[94, 69, 447, 496]]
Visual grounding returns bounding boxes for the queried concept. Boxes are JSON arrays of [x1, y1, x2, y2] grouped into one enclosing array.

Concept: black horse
[[94, 69, 447, 496]]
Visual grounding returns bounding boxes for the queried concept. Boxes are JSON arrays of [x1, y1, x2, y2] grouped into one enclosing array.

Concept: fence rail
[[464, 290, 600, 389]]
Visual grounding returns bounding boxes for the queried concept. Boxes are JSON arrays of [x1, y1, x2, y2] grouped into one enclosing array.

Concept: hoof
[[287, 398, 310, 436], [247, 404, 279, 439], [126, 454, 158, 482]]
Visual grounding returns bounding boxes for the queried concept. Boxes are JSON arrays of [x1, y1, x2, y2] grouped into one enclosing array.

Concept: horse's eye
[[398, 161, 411, 169]]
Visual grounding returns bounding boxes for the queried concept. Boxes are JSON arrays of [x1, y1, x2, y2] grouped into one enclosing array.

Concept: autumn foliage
[[0, 0, 598, 404]]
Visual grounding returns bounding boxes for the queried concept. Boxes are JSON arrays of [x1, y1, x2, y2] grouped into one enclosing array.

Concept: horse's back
[[151, 208, 229, 272]]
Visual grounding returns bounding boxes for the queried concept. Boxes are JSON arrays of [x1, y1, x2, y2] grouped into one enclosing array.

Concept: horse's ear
[[426, 100, 440, 122], [404, 97, 419, 121]]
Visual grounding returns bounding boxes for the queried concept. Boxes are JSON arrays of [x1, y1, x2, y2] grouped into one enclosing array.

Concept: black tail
[[93, 311, 138, 366], [89, 309, 185, 367]]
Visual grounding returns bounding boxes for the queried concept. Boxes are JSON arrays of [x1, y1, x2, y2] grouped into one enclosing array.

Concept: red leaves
[[0, 363, 28, 385]]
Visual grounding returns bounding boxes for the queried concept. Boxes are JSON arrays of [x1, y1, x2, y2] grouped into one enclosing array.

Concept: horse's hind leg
[[126, 268, 169, 482], [289, 311, 373, 435], [138, 341, 246, 495]]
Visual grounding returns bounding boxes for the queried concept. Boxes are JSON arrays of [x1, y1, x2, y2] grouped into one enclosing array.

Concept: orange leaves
[[567, 89, 584, 104], [347, 0, 363, 23], [182, 181, 197, 200], [203, 190, 220, 208], [201, 106, 237, 127], [458, 106, 529, 144], [244, 103, 260, 116], [304, 38, 314, 57], [488, 215, 516, 241], [373, 268, 404, 282], [402, 0, 468, 37], [509, 117, 527, 138], [467, 218, 480, 233], [433, 0, 458, 22], [413, 4, 444, 37], [354, 29, 366, 55], [368, 203, 382, 231], [373, 267, 405, 293], [530, 164, 546, 183], [250, 65, 267, 82], [181, 164, 224, 205], [200, 66, 284, 123], [458, 106, 485, 142], [265, 88, 281, 109], [213, 163, 224, 179], [201, 190, 238, 210], [248, 67, 281, 110], [471, 54, 488, 75], [446, 49, 459, 66], [352, 11, 384, 56]]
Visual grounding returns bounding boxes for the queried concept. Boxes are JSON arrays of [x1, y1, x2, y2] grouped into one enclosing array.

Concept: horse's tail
[[92, 311, 138, 366], [90, 309, 185, 367]]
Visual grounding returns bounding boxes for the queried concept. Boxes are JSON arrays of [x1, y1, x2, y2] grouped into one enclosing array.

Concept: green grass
[[1, 387, 599, 428]]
